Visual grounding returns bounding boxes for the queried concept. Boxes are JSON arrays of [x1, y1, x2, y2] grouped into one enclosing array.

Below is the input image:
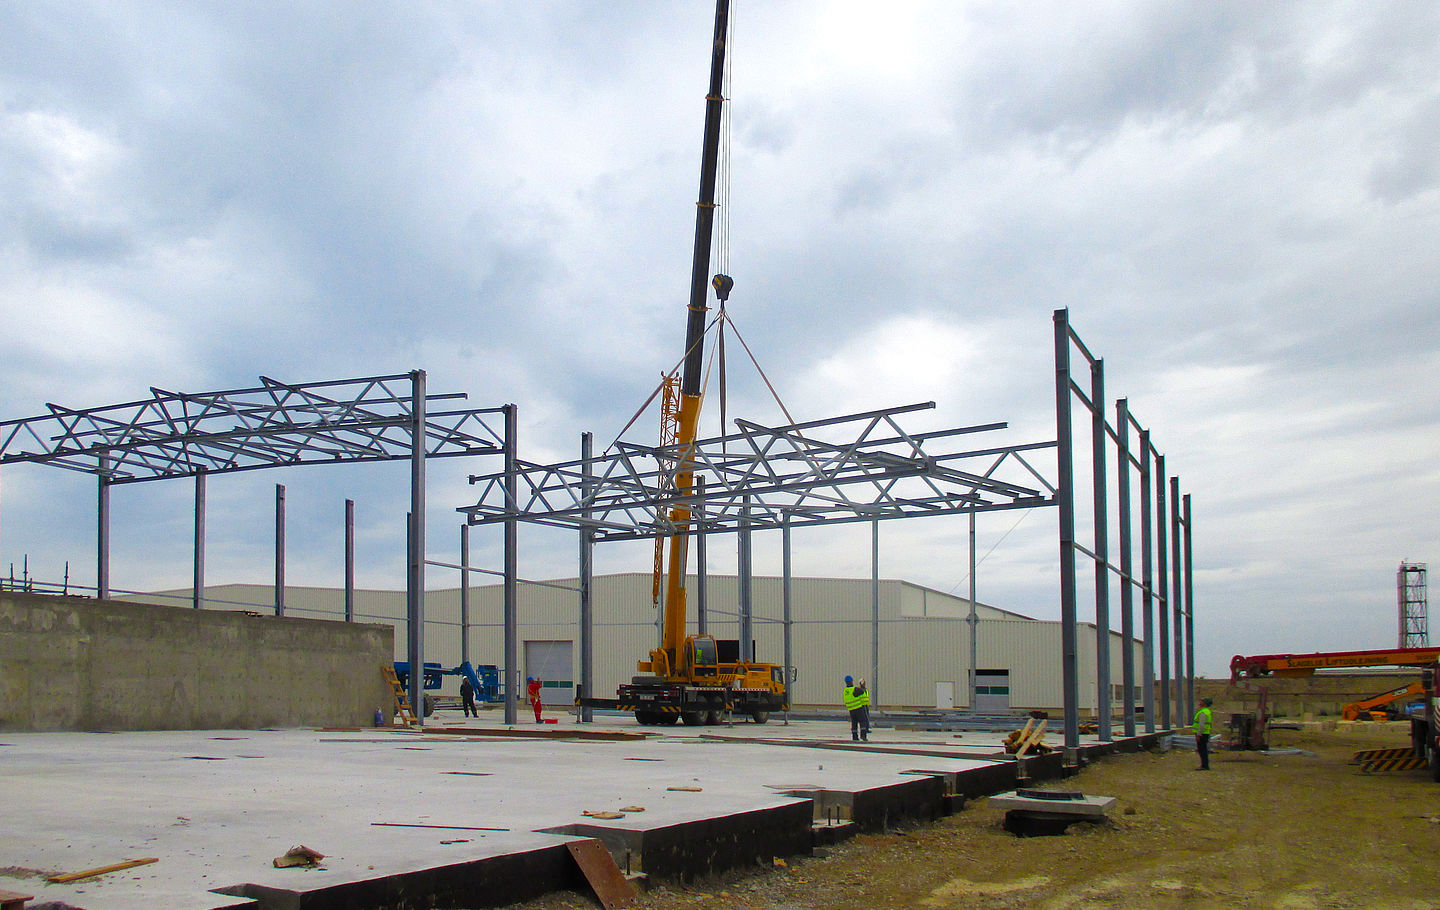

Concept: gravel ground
[[514, 722, 1440, 910]]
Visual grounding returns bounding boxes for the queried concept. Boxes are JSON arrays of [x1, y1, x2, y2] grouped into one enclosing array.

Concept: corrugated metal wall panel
[[179, 577, 1158, 713]]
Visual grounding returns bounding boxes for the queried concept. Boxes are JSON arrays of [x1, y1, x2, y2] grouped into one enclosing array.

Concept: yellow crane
[[608, 0, 786, 726]]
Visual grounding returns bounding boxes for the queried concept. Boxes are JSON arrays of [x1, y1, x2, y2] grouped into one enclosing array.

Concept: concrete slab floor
[[0, 712, 1045, 910]]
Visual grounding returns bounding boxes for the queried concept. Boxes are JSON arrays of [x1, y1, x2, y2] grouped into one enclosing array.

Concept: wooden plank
[[1015, 719, 1047, 758], [0, 888, 35, 910], [566, 839, 636, 910], [47, 857, 158, 884]]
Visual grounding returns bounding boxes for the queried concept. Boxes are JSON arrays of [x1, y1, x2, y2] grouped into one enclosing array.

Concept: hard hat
[[844, 675, 853, 685]]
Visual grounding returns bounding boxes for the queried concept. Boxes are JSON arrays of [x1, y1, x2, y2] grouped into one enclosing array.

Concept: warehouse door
[[935, 681, 955, 710], [524, 640, 574, 707], [974, 669, 1011, 714]]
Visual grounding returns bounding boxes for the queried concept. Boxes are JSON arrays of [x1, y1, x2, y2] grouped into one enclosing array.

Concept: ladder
[[381, 665, 415, 727]]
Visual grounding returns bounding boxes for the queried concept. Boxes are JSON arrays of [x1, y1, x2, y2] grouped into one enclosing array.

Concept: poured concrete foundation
[[0, 713, 1168, 909]]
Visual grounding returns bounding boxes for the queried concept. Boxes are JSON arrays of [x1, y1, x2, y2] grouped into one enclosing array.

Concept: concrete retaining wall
[[0, 591, 393, 732]]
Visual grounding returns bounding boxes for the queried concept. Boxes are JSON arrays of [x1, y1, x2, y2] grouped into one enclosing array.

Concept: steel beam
[[1184, 493, 1195, 719], [193, 470, 206, 609], [1054, 309, 1080, 751], [1155, 454, 1170, 728], [275, 483, 286, 617], [503, 404, 519, 726], [1139, 429, 1156, 733], [345, 499, 355, 622], [407, 370, 427, 725], [1091, 358, 1111, 742], [1170, 475, 1184, 729], [579, 432, 594, 723]]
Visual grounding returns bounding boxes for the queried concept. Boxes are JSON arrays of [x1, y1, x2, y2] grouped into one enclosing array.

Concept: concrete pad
[[988, 790, 1118, 816], [1, 715, 1014, 909]]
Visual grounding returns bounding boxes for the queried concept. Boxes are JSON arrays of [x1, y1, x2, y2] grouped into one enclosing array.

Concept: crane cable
[[715, 2, 734, 445]]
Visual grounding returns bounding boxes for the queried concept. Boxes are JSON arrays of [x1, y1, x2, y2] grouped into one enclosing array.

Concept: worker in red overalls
[[527, 676, 544, 722]]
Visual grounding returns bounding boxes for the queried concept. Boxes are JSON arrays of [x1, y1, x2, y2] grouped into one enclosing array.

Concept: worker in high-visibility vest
[[842, 675, 870, 742], [1193, 696, 1214, 770]]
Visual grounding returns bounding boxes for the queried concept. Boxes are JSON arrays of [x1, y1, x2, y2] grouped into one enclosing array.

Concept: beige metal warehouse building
[[166, 574, 1141, 716]]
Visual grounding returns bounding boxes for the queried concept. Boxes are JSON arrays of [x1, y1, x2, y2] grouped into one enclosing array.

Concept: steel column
[[782, 516, 793, 723], [696, 477, 708, 636], [871, 516, 880, 709], [1053, 309, 1080, 751], [502, 403, 519, 726], [1170, 475, 1184, 728], [738, 495, 753, 660], [1183, 493, 1195, 719], [968, 509, 978, 711], [1115, 400, 1135, 736], [344, 499, 355, 622], [1139, 429, 1156, 733], [1091, 358, 1111, 741], [275, 483, 286, 617], [193, 470, 206, 609], [407, 370, 428, 724], [1154, 454, 1170, 728], [579, 432, 595, 723], [460, 523, 471, 664], [97, 453, 110, 599]]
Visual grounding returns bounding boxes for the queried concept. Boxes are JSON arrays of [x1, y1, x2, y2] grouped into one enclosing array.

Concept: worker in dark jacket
[[460, 676, 477, 718], [1194, 697, 1214, 770], [843, 675, 870, 742]]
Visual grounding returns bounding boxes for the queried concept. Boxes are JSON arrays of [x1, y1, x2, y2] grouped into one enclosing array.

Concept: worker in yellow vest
[[1193, 696, 1214, 770], [843, 675, 870, 742]]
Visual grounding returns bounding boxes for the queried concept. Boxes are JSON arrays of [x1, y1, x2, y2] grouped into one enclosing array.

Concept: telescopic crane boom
[[596, 0, 787, 726], [652, 0, 733, 675]]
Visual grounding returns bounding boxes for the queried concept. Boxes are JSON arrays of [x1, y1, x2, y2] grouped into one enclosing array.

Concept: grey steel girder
[[0, 373, 506, 483], [460, 401, 1057, 540]]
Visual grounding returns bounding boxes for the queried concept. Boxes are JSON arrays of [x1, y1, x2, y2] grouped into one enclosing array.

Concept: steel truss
[[0, 372, 504, 481], [460, 402, 1057, 537], [0, 371, 510, 723]]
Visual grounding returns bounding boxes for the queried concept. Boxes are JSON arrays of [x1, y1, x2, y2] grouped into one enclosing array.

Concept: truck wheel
[[656, 713, 679, 726], [423, 695, 436, 718], [682, 711, 704, 726], [705, 710, 722, 725], [750, 711, 770, 725]]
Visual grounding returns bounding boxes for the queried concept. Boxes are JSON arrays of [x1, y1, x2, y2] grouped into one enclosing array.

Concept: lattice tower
[[1398, 561, 1429, 648]]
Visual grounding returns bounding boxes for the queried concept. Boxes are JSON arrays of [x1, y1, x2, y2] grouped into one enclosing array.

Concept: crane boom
[[1230, 646, 1440, 682], [656, 0, 731, 672]]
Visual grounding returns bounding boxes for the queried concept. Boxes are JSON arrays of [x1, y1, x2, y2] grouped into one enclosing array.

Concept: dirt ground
[[516, 723, 1440, 910]]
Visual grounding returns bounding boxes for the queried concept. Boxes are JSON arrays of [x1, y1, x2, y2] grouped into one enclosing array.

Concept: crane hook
[[711, 274, 734, 302]]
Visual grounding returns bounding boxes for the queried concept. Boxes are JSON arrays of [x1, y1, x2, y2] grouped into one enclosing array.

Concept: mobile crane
[[597, 0, 787, 726], [1231, 646, 1440, 781]]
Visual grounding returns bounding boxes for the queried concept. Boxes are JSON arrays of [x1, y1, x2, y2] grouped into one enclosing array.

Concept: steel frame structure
[[1054, 308, 1194, 752], [462, 309, 1195, 751], [461, 402, 1056, 539], [0, 370, 510, 720]]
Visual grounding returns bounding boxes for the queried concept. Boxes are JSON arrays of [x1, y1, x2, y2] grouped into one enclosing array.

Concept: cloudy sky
[[2, 1, 1437, 677]]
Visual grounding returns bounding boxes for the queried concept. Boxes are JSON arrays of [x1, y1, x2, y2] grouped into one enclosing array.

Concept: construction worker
[[1194, 696, 1214, 770], [527, 676, 544, 723], [843, 675, 870, 742], [459, 675, 477, 718]]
